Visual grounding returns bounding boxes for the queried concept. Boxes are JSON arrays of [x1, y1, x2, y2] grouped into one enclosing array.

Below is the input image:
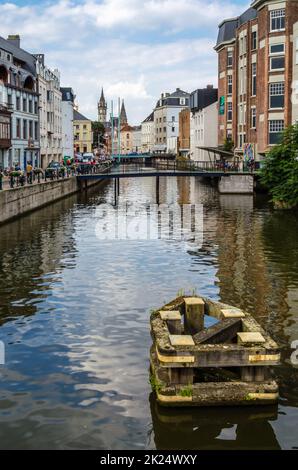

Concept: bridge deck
[[77, 163, 255, 180]]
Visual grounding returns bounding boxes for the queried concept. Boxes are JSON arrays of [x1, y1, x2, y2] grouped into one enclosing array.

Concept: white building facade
[[141, 112, 154, 153], [36, 55, 62, 168], [0, 35, 39, 170], [61, 87, 75, 159], [131, 125, 142, 153], [153, 88, 190, 153], [189, 86, 218, 161]]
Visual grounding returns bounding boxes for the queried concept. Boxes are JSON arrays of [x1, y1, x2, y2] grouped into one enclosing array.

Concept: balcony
[[0, 138, 11, 149], [0, 104, 12, 148]]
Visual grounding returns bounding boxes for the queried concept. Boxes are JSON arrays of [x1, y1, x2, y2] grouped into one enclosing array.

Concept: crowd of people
[[0, 154, 112, 190]]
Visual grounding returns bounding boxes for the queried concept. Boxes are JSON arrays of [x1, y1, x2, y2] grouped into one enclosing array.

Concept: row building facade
[[0, 35, 39, 170], [190, 85, 218, 161], [215, 0, 298, 162]]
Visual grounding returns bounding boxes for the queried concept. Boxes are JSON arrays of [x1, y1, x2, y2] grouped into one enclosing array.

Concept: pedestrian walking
[[26, 162, 33, 184]]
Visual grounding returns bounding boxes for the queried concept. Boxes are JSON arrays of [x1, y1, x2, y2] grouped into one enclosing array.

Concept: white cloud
[[0, 0, 248, 122]]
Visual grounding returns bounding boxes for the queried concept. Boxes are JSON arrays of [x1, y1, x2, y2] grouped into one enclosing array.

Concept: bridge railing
[[152, 159, 250, 173]]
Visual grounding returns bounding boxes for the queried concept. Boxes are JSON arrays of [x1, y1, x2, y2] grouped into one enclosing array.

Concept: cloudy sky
[[0, 0, 249, 123]]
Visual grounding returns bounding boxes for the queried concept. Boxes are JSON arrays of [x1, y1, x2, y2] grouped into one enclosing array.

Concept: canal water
[[0, 176, 297, 450]]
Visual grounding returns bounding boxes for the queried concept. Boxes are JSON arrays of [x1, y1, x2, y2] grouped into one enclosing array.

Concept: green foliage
[[149, 374, 163, 393], [92, 121, 105, 147], [176, 289, 185, 297], [179, 385, 193, 397], [223, 138, 234, 152], [260, 125, 298, 208]]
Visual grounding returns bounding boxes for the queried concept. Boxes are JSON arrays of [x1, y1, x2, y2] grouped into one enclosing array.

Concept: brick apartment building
[[215, 0, 298, 162]]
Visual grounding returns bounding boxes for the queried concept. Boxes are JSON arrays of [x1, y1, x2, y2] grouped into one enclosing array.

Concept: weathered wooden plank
[[184, 297, 205, 335], [193, 318, 242, 344]]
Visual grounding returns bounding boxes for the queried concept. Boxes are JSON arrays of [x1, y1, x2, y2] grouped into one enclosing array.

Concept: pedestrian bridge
[[77, 161, 256, 197], [77, 161, 255, 180]]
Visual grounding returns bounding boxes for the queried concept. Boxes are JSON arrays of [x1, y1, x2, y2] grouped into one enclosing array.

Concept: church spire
[[120, 99, 127, 125], [98, 87, 107, 123], [100, 87, 105, 104]]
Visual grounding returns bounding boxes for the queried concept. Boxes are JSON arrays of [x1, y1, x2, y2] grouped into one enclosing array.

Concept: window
[[269, 120, 284, 144], [29, 120, 33, 139], [172, 116, 175, 122], [16, 118, 21, 138], [270, 9, 285, 32], [163, 127, 166, 132], [270, 43, 284, 55], [172, 127, 175, 132], [34, 101, 38, 114], [227, 102, 233, 121], [23, 119, 27, 139], [251, 31, 257, 50], [227, 51, 233, 67], [269, 82, 285, 109], [251, 108, 256, 128], [34, 121, 38, 140], [180, 98, 185, 105], [16, 96, 20, 111], [28, 100, 33, 113], [270, 56, 285, 70], [251, 63, 257, 96], [23, 97, 27, 112], [228, 75, 233, 95]]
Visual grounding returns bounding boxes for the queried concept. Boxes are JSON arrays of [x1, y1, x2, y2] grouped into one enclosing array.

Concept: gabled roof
[[0, 35, 36, 75], [120, 123, 134, 132], [155, 88, 190, 109], [74, 109, 90, 121], [142, 111, 154, 123]]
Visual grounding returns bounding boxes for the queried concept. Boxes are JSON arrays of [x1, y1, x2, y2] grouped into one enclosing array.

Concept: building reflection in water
[[149, 394, 280, 450]]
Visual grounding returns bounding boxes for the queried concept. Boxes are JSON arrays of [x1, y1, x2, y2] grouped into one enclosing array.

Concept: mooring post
[[169, 335, 195, 385], [156, 176, 160, 205], [117, 177, 120, 196], [159, 311, 182, 335], [184, 297, 205, 335]]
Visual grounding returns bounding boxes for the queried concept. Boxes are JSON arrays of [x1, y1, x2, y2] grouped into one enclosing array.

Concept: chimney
[[7, 35, 21, 48], [206, 84, 213, 89]]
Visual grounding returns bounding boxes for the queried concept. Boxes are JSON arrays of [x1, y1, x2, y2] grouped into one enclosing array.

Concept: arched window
[[0, 65, 8, 84]]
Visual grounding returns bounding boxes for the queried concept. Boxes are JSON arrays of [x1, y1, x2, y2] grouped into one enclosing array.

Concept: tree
[[223, 137, 234, 152], [92, 121, 105, 147], [260, 125, 298, 208]]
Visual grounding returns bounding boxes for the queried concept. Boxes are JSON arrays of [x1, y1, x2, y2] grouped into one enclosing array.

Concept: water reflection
[[149, 394, 280, 450], [0, 176, 297, 449]]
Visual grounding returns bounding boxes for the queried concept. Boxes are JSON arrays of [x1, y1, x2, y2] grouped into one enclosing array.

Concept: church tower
[[120, 99, 128, 126], [98, 88, 107, 123]]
